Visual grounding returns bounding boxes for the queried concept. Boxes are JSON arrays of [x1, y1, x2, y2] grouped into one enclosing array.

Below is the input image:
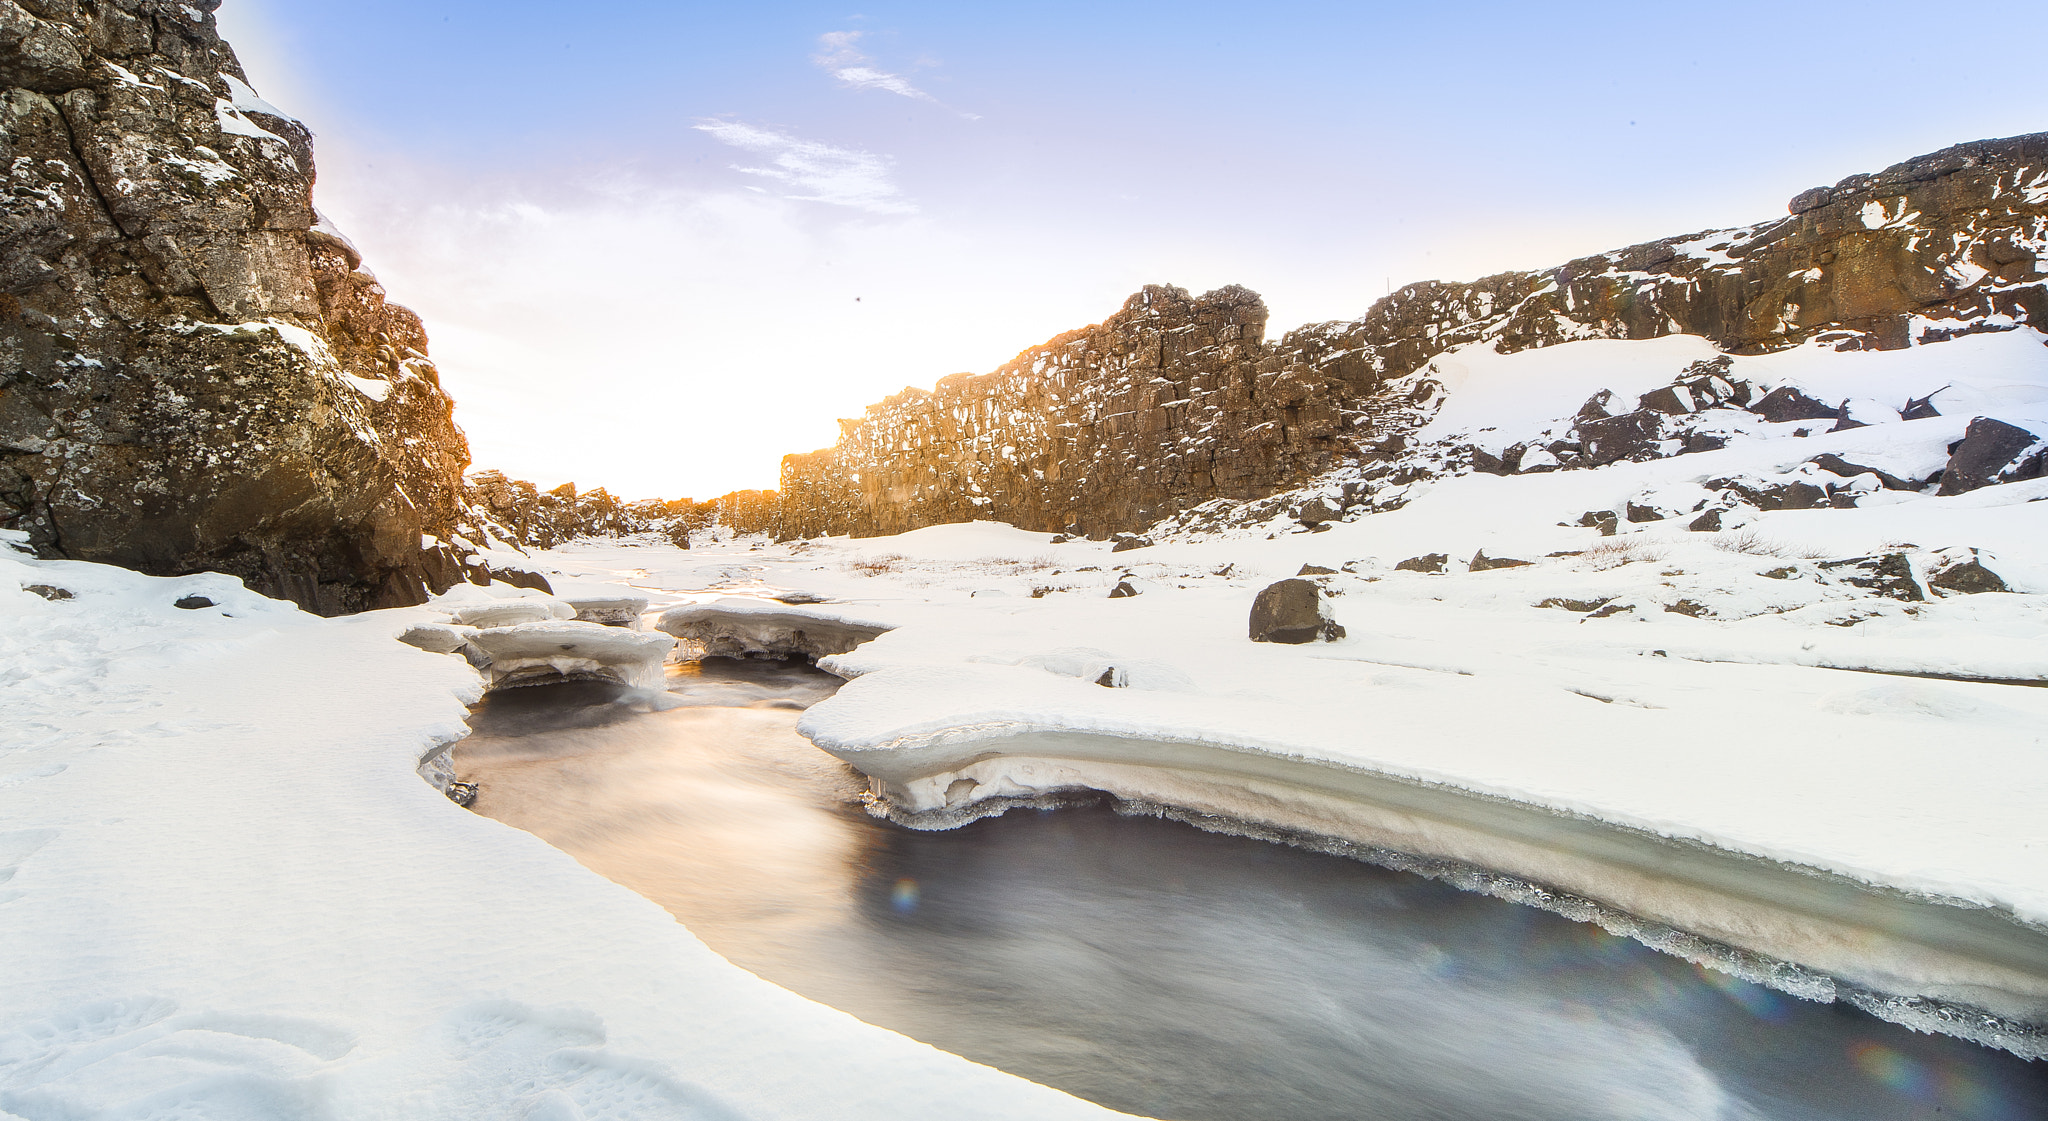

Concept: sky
[[213, 1, 2045, 500]]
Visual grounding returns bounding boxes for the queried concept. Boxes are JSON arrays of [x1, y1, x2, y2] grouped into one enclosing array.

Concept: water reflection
[[454, 667, 2048, 1121]]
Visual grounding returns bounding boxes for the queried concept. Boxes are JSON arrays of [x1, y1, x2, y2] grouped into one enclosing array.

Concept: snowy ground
[[0, 536, 1129, 1119]]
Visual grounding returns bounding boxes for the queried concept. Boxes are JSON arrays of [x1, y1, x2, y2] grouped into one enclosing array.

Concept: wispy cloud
[[813, 30, 979, 120], [692, 121, 916, 214]]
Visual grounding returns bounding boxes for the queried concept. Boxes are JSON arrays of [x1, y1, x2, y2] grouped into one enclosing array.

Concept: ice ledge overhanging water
[[806, 717, 2048, 1059]]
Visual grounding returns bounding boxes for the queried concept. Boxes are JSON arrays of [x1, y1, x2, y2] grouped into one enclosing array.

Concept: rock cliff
[[0, 0, 475, 612], [779, 133, 2048, 539]]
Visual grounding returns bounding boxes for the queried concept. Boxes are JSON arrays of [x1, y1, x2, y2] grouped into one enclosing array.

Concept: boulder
[[1809, 454, 1922, 491], [1469, 550, 1533, 572], [1297, 564, 1337, 576], [1108, 579, 1142, 598], [1687, 509, 1724, 532], [1394, 553, 1449, 574], [1297, 497, 1341, 525], [1899, 388, 1946, 421], [1818, 553, 1924, 601], [1110, 534, 1154, 553], [1536, 597, 1612, 612], [1574, 410, 1665, 466], [1926, 548, 2008, 595], [475, 564, 555, 594], [1937, 418, 2041, 495], [1625, 502, 1666, 523], [1248, 579, 1345, 644], [1749, 387, 1840, 423], [1711, 477, 1828, 511]]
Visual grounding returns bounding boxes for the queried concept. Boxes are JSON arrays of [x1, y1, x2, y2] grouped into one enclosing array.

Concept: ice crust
[[0, 535, 1129, 1119], [657, 597, 894, 661]]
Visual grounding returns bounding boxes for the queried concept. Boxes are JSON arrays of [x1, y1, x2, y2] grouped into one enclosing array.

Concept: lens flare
[[1695, 965, 1787, 1022], [891, 877, 920, 913], [1848, 1041, 1935, 1103]]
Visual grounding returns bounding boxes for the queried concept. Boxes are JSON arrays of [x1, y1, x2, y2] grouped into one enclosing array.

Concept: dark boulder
[[1394, 553, 1449, 574], [474, 564, 553, 594], [1111, 534, 1154, 553], [1536, 597, 1611, 612], [1249, 579, 1345, 644], [1711, 477, 1828, 511], [1926, 548, 2008, 595], [1750, 387, 1841, 423], [1297, 564, 1337, 576], [1809, 454, 1922, 491], [1899, 388, 1947, 421], [1108, 579, 1142, 598], [1297, 497, 1341, 525], [1576, 509, 1620, 536], [1469, 550, 1532, 572], [1937, 418, 2041, 495], [1625, 502, 1666, 523], [1687, 509, 1724, 532], [1818, 553, 1924, 601], [1575, 411, 1666, 466]]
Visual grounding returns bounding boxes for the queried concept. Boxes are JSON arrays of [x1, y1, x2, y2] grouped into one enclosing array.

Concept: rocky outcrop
[[779, 284, 1360, 539], [0, 0, 477, 613], [779, 133, 2048, 540], [462, 472, 780, 551], [464, 471, 681, 549]]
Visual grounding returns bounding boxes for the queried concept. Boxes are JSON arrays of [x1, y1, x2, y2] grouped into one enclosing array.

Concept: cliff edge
[[0, 0, 475, 613]]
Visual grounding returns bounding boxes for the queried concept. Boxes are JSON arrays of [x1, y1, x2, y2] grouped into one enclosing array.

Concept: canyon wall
[[780, 133, 2048, 539], [0, 0, 476, 613]]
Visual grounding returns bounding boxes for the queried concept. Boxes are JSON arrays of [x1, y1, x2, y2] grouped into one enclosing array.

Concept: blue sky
[[218, 1, 2045, 497]]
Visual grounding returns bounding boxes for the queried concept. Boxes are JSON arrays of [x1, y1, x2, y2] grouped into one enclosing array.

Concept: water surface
[[455, 663, 2048, 1120]]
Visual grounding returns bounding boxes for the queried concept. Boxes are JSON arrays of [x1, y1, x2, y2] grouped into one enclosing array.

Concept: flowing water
[[454, 662, 2048, 1121]]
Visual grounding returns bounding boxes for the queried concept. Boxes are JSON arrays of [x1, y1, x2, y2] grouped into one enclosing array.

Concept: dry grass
[[978, 553, 1060, 572], [847, 552, 908, 575], [1712, 530, 1829, 559], [1581, 538, 1665, 569]]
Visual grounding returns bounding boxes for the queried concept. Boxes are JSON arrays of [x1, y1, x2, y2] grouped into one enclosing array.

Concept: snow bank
[[658, 597, 896, 661], [0, 536, 1128, 1119]]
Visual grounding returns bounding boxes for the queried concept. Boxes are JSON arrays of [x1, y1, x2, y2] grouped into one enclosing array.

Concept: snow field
[[0, 535, 1131, 1120]]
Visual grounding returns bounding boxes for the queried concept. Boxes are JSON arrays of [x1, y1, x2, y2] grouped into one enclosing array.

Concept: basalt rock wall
[[0, 0, 474, 613], [779, 284, 1360, 539], [779, 133, 2048, 540]]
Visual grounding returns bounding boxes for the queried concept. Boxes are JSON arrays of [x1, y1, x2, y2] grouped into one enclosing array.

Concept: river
[[452, 661, 2047, 1121]]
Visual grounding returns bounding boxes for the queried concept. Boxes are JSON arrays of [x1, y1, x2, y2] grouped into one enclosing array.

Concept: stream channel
[[453, 658, 2048, 1121]]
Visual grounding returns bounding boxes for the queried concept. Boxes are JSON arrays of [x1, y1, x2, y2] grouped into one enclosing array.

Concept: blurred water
[[455, 663, 2048, 1121]]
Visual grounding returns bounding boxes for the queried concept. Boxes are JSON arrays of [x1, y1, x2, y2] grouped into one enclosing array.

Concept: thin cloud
[[812, 30, 980, 120], [693, 120, 917, 214]]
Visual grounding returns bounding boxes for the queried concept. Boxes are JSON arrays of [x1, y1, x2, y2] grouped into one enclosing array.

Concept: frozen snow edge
[[822, 721, 2048, 1058]]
